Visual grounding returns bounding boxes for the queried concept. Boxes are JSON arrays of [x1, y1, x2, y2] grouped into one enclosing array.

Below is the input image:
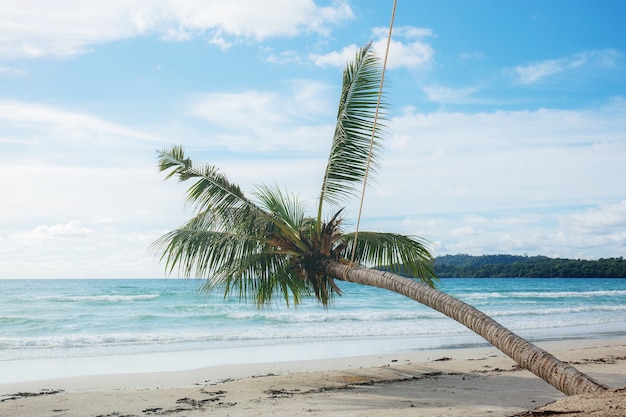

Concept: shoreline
[[1, 337, 625, 416], [3, 328, 623, 386]]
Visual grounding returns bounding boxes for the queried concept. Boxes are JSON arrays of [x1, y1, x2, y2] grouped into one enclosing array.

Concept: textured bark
[[321, 259, 608, 396]]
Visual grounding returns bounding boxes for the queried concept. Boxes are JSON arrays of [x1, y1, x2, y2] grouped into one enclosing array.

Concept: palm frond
[[151, 215, 311, 306], [153, 153, 315, 306], [318, 43, 387, 219], [254, 184, 306, 230], [341, 231, 437, 287], [150, 215, 253, 278], [157, 146, 260, 227], [253, 184, 310, 252], [204, 251, 311, 307]]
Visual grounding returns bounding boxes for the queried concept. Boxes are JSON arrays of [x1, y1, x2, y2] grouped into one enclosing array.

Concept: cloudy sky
[[1, 0, 625, 279]]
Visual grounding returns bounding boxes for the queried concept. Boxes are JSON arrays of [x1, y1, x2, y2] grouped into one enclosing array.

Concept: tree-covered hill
[[433, 254, 626, 278]]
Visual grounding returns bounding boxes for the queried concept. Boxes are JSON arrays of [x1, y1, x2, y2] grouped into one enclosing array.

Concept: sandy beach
[[1, 338, 625, 417]]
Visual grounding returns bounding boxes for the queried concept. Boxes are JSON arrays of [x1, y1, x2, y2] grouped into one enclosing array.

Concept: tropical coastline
[[1, 278, 625, 415], [2, 278, 625, 383], [433, 254, 626, 278], [4, 0, 625, 415]]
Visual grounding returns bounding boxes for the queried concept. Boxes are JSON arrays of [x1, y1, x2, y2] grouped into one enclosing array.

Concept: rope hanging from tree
[[351, 0, 397, 264]]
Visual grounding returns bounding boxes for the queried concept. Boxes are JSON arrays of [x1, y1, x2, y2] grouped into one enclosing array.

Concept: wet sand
[[1, 338, 625, 417]]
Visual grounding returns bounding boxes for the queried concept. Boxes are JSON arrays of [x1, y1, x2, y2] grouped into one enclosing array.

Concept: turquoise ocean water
[[1, 278, 625, 383]]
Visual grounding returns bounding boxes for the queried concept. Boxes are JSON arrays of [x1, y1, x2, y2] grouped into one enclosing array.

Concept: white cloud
[[513, 49, 621, 84], [377, 40, 432, 69], [401, 217, 437, 229], [0, 101, 190, 269], [310, 44, 360, 67], [492, 202, 626, 259], [15, 221, 94, 242], [0, 65, 28, 76], [372, 39, 433, 70], [358, 100, 626, 259], [0, 0, 354, 59], [187, 80, 335, 152], [191, 90, 288, 129], [373, 25, 434, 69], [515, 59, 567, 84], [422, 85, 479, 104], [450, 226, 475, 237], [0, 100, 162, 143], [0, 100, 168, 167], [570, 200, 626, 231], [1, 91, 625, 278], [460, 51, 484, 61], [429, 204, 626, 259], [0, 220, 174, 279], [492, 214, 542, 225], [263, 49, 305, 65], [310, 25, 434, 69], [374, 26, 434, 39]]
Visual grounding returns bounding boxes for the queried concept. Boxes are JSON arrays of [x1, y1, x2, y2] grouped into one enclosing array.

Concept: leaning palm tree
[[152, 43, 607, 396]]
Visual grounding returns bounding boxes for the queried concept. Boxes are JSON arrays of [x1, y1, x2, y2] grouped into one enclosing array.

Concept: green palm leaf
[[341, 231, 437, 287], [254, 184, 306, 230], [152, 214, 310, 307], [317, 43, 387, 222], [154, 151, 315, 306], [150, 214, 251, 278], [157, 146, 260, 229], [209, 251, 310, 307], [253, 184, 310, 253]]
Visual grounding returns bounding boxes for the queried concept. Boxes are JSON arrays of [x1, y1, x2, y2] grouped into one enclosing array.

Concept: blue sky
[[1, 0, 625, 278]]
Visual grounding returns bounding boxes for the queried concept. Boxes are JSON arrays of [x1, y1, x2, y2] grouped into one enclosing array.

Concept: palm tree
[[152, 44, 607, 396]]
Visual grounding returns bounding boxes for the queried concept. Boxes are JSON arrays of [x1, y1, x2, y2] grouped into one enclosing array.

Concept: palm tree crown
[[152, 43, 437, 307]]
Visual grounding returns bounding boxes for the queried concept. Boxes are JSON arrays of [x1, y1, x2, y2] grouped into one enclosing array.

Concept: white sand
[[1, 338, 625, 417]]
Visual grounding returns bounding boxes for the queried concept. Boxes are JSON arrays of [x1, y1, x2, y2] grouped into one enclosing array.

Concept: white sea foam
[[463, 290, 626, 299], [1, 278, 625, 367], [43, 294, 160, 302]]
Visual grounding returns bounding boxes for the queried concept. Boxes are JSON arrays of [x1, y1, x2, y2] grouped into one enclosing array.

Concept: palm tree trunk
[[321, 259, 608, 396]]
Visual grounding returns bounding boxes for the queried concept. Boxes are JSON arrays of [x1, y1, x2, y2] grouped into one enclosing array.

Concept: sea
[[1, 278, 625, 384]]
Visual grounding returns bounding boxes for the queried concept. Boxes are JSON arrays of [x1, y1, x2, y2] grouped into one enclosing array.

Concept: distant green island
[[432, 254, 626, 278]]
